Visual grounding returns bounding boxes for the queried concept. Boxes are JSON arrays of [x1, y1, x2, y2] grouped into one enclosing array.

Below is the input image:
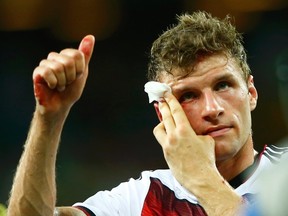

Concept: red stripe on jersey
[[141, 177, 207, 216]]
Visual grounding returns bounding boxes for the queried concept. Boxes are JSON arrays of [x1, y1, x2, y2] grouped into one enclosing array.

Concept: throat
[[228, 153, 259, 188], [216, 142, 256, 181]]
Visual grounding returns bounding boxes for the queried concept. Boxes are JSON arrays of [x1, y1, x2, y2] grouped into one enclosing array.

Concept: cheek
[[181, 103, 193, 120], [230, 91, 252, 129], [224, 87, 249, 109], [181, 103, 201, 131]]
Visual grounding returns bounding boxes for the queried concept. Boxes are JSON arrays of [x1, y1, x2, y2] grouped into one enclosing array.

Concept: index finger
[[164, 92, 196, 135]]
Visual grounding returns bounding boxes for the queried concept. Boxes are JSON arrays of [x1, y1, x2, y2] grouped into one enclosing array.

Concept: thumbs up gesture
[[32, 35, 95, 115]]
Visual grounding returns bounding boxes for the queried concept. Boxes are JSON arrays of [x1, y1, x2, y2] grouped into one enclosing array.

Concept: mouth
[[203, 126, 232, 138]]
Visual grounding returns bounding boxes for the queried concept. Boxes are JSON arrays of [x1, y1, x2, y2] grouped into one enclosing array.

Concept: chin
[[214, 142, 239, 162]]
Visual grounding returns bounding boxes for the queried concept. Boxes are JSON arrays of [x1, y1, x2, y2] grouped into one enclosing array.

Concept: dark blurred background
[[1, 0, 288, 206]]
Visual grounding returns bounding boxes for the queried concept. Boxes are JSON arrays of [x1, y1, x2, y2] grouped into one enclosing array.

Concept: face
[[158, 54, 258, 162]]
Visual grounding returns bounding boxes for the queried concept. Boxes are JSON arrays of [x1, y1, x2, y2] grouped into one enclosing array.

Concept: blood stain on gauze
[[144, 81, 172, 103]]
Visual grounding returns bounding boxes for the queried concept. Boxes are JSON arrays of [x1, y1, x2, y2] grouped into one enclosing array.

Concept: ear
[[153, 102, 163, 122], [247, 75, 258, 111]]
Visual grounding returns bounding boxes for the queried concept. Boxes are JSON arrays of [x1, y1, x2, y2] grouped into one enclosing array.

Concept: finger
[[158, 101, 176, 134], [33, 64, 58, 89], [59, 49, 85, 78], [33, 74, 48, 106], [153, 122, 167, 147], [47, 52, 77, 85], [78, 35, 95, 66], [164, 92, 196, 135], [59, 35, 95, 79], [39, 59, 66, 91]]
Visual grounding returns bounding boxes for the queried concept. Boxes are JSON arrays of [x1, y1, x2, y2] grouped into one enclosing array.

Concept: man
[[7, 11, 288, 216]]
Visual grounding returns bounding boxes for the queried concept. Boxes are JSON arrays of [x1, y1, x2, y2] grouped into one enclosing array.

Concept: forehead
[[159, 54, 243, 85]]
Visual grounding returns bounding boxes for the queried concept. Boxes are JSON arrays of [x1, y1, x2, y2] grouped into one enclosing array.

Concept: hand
[[32, 35, 95, 116], [153, 92, 216, 189]]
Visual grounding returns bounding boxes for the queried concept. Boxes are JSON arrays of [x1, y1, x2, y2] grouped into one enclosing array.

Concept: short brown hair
[[147, 11, 251, 81]]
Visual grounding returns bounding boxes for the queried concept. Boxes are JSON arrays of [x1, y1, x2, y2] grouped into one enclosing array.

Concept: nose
[[201, 91, 224, 120]]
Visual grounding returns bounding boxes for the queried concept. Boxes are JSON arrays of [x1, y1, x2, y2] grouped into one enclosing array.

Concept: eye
[[215, 81, 230, 91], [179, 92, 198, 103]]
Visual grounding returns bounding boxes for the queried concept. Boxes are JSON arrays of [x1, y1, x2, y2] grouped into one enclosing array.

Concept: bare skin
[[8, 43, 257, 215], [153, 54, 258, 215], [7, 35, 95, 216]]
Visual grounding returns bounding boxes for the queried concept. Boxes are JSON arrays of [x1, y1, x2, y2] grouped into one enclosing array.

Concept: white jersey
[[73, 145, 288, 216]]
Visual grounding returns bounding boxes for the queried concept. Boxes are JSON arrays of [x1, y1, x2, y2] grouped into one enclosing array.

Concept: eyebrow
[[213, 73, 235, 83], [171, 72, 237, 93]]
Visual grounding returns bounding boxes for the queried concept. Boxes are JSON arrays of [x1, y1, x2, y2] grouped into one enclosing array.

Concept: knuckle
[[32, 67, 42, 81], [73, 51, 84, 61], [47, 51, 57, 59], [167, 134, 177, 145], [43, 72, 56, 86], [61, 50, 84, 73], [63, 58, 75, 69], [177, 125, 187, 135], [153, 126, 158, 135], [39, 59, 63, 73], [153, 123, 162, 135], [61, 49, 83, 60], [34, 67, 57, 88], [39, 59, 48, 66], [51, 62, 65, 76], [161, 115, 169, 122], [171, 106, 181, 115]]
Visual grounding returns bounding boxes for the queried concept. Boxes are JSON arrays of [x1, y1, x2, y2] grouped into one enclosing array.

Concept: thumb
[[78, 35, 95, 66]]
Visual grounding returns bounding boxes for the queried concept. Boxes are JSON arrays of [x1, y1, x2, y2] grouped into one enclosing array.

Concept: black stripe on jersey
[[228, 144, 288, 188], [74, 206, 96, 216], [229, 153, 260, 188]]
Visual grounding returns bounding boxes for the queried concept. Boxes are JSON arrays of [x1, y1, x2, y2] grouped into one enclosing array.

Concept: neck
[[216, 137, 256, 181]]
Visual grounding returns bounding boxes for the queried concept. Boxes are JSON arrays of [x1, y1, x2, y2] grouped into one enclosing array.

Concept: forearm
[[8, 110, 68, 216], [190, 167, 242, 216], [7, 35, 94, 216]]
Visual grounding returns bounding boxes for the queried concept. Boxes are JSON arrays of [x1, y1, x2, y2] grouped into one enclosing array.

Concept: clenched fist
[[32, 35, 95, 115]]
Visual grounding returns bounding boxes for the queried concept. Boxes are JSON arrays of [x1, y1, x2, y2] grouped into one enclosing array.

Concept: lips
[[203, 125, 232, 137]]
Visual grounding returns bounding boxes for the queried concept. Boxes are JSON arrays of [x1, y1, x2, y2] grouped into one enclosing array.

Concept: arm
[[153, 92, 242, 216], [56, 207, 86, 216], [7, 35, 95, 216]]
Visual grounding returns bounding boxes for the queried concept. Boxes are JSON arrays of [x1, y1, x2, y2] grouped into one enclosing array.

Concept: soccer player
[[8, 11, 288, 216]]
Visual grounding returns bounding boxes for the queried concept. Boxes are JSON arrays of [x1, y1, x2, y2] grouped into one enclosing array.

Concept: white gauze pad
[[144, 81, 172, 103]]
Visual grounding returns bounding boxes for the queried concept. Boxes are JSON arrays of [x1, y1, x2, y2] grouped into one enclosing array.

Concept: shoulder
[[261, 144, 288, 163], [137, 169, 180, 190], [72, 169, 174, 215], [138, 169, 172, 180], [120, 169, 174, 191]]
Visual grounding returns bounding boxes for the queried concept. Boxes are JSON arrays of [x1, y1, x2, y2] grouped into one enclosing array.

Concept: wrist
[[187, 167, 242, 216], [34, 104, 70, 128]]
